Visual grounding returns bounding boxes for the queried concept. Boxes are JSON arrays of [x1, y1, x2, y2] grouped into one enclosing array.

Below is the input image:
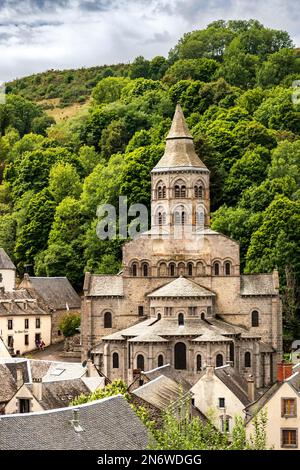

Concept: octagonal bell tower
[[151, 104, 210, 232]]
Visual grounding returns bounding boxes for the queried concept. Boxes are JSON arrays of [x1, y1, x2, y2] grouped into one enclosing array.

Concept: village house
[[245, 362, 300, 450], [0, 395, 149, 450], [82, 104, 282, 388], [19, 274, 81, 343], [0, 357, 101, 414]]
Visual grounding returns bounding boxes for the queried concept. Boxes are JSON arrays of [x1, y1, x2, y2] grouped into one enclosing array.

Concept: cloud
[[0, 0, 299, 82]]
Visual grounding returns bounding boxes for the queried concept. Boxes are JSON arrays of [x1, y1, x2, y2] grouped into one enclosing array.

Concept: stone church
[[81, 104, 282, 387]]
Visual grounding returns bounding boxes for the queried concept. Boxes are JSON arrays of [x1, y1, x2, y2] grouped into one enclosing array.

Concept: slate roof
[[28, 378, 91, 410], [0, 364, 18, 403], [153, 104, 207, 171], [133, 375, 190, 411], [214, 365, 254, 406], [87, 274, 124, 297], [0, 248, 16, 270], [21, 276, 81, 310], [144, 364, 192, 390], [148, 277, 215, 298], [0, 395, 149, 450], [0, 289, 49, 317], [240, 274, 277, 296]]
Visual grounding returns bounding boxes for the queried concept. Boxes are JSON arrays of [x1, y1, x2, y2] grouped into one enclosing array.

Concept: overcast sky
[[0, 0, 299, 82]]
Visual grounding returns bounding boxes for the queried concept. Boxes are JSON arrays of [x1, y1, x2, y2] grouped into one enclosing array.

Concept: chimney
[[32, 377, 43, 401], [16, 366, 24, 389], [205, 365, 214, 379], [71, 409, 83, 432], [277, 362, 293, 382], [247, 375, 255, 402], [86, 359, 97, 377], [273, 269, 279, 290]]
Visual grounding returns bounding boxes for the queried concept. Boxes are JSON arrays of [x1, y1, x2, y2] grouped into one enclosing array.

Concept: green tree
[[92, 77, 130, 105], [129, 56, 150, 79], [163, 58, 219, 85], [59, 312, 80, 337], [49, 162, 82, 203]]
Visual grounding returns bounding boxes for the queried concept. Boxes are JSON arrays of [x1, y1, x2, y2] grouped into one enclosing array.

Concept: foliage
[[59, 312, 81, 337]]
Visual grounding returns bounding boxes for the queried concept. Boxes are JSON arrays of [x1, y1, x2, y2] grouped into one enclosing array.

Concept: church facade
[[81, 104, 282, 387]]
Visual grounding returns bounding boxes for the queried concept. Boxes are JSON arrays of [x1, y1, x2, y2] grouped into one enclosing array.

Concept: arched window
[[112, 352, 119, 369], [201, 312, 205, 320], [181, 211, 186, 225], [157, 313, 161, 320], [196, 210, 204, 227], [174, 342, 186, 370], [174, 211, 181, 225], [132, 263, 138, 277], [216, 354, 223, 367], [225, 262, 231, 276], [187, 262, 193, 276], [229, 342, 234, 363], [245, 352, 251, 368], [137, 354, 145, 371], [157, 185, 166, 199], [142, 263, 149, 277], [174, 185, 180, 198], [196, 354, 202, 371], [157, 212, 166, 226], [104, 312, 112, 329], [158, 354, 164, 367], [169, 263, 176, 276], [194, 185, 203, 199], [181, 185, 186, 197], [251, 310, 259, 327], [213, 262, 220, 276], [178, 313, 184, 326]]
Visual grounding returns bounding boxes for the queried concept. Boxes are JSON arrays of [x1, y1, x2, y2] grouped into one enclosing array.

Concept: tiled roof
[[148, 277, 215, 298], [87, 275, 124, 297], [144, 364, 192, 390], [133, 375, 190, 411], [0, 364, 18, 403], [240, 274, 277, 296], [20, 276, 81, 310], [128, 333, 169, 343], [153, 104, 207, 171], [0, 396, 149, 450], [0, 248, 16, 270], [0, 289, 49, 316], [28, 378, 90, 410]]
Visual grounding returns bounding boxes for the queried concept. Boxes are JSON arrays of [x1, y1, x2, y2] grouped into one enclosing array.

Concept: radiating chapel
[[81, 104, 282, 387]]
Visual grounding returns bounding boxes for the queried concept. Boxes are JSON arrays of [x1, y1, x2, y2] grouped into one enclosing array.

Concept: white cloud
[[0, 0, 299, 82]]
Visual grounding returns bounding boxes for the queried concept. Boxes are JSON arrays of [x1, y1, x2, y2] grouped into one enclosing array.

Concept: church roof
[[0, 248, 16, 270], [85, 275, 124, 297], [240, 274, 277, 296], [128, 333, 169, 343], [148, 276, 215, 298], [153, 104, 208, 171]]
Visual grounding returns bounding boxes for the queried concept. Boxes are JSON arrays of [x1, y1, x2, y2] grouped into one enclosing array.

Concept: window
[[157, 313, 161, 320], [187, 262, 193, 276], [8, 319, 13, 330], [196, 210, 204, 227], [157, 185, 166, 199], [19, 399, 30, 414], [196, 354, 202, 371], [0, 273, 3, 282], [112, 352, 119, 369], [35, 318, 41, 329], [281, 429, 297, 448], [225, 262, 231, 275], [174, 342, 186, 370], [174, 185, 180, 198], [201, 312, 205, 320], [174, 211, 186, 225], [220, 416, 230, 433], [169, 263, 176, 276], [229, 342, 235, 363], [138, 306, 144, 317], [181, 211, 186, 225], [35, 333, 41, 344], [142, 263, 149, 277], [104, 312, 112, 328], [213, 262, 220, 276], [24, 334, 29, 346], [282, 399, 297, 417], [137, 354, 145, 371], [25, 319, 29, 329], [219, 398, 225, 408], [157, 212, 166, 226], [158, 354, 164, 367], [131, 262, 138, 277], [244, 352, 251, 368], [7, 336, 14, 348], [194, 185, 203, 199], [251, 310, 259, 327], [181, 186, 186, 197], [216, 354, 223, 367], [189, 306, 197, 316], [178, 313, 184, 326], [58, 330, 61, 336]]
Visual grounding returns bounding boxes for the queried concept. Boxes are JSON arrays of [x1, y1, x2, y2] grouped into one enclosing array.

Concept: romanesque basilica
[[82, 104, 282, 387]]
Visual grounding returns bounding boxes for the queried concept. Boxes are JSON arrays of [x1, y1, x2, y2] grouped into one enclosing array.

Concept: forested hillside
[[1, 20, 300, 341]]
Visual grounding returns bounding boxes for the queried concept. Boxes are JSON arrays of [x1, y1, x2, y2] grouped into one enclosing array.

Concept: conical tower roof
[[153, 104, 207, 171]]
